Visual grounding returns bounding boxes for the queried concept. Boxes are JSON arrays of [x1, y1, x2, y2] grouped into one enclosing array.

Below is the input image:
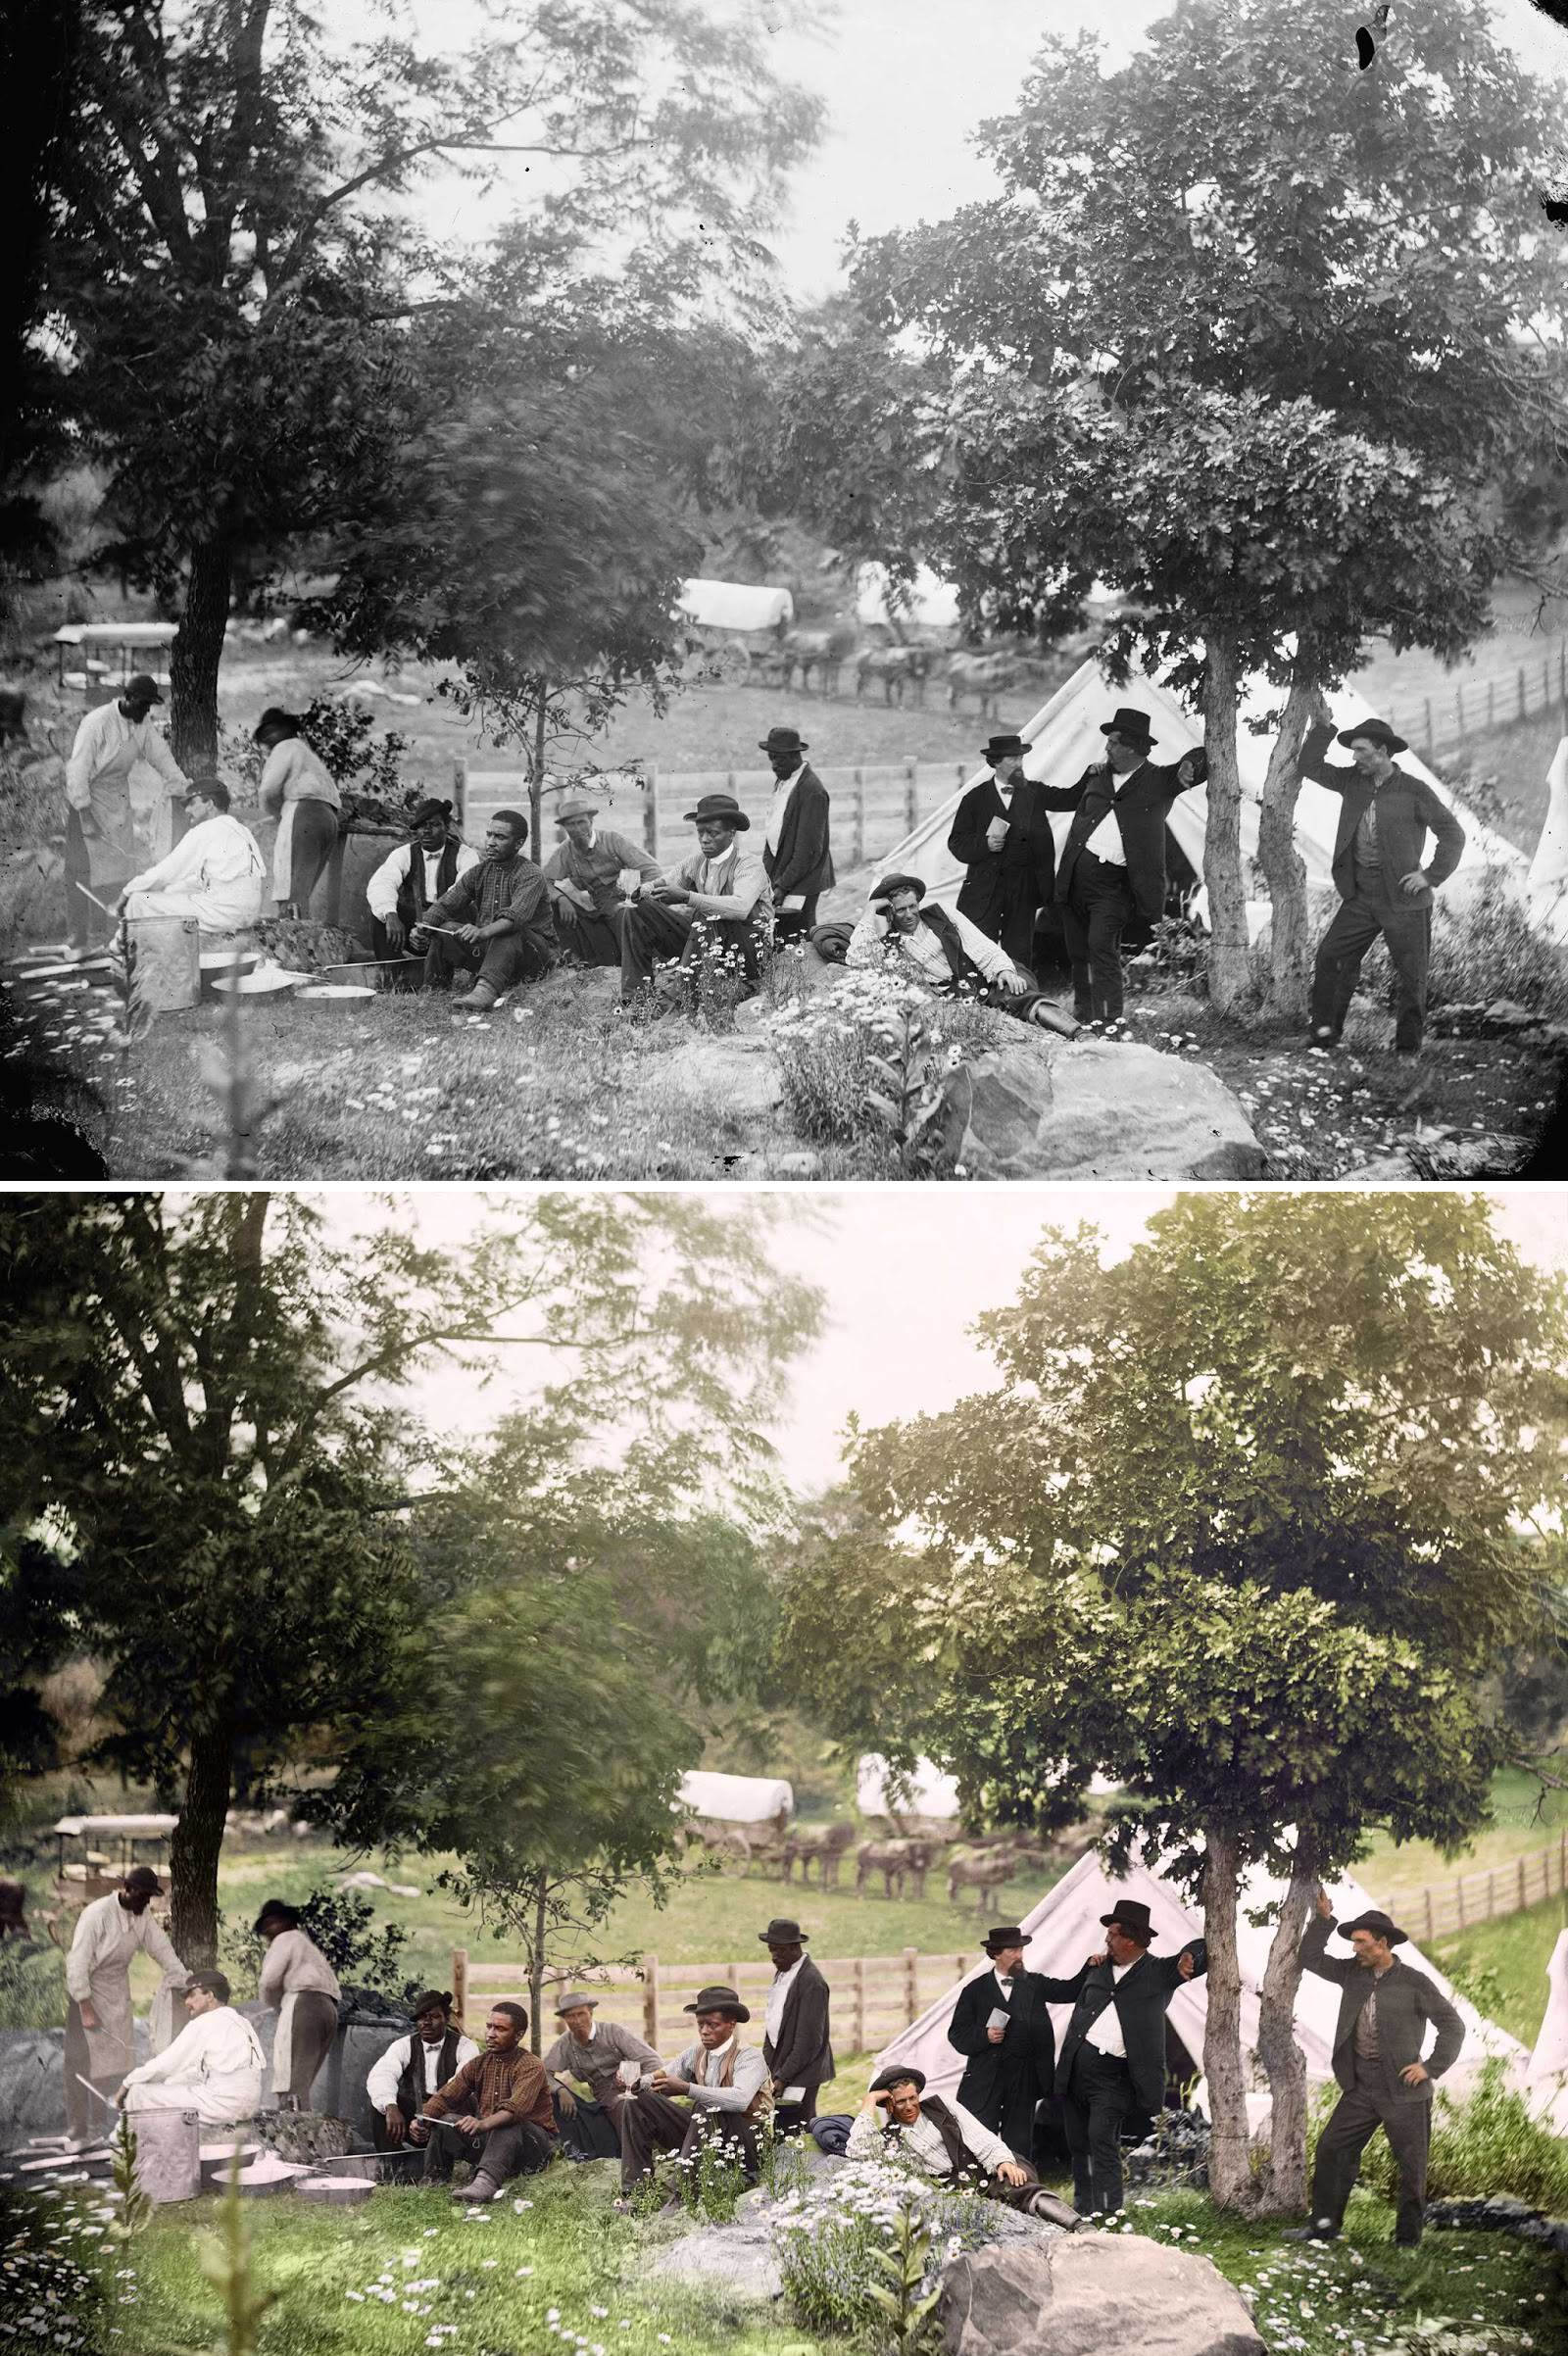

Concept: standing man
[[1298, 717, 1465, 1056], [617, 795, 772, 1006], [64, 675, 191, 956], [1054, 1896, 1205, 2216], [118, 779, 267, 936], [365, 1989, 479, 2155], [253, 709, 341, 918], [758, 1916, 833, 2135], [365, 801, 478, 965], [541, 791, 662, 967], [119, 1971, 267, 2128], [64, 1865, 187, 2147], [759, 727, 833, 942], [410, 2001, 560, 2202], [947, 1925, 1092, 2160], [947, 734, 1060, 971], [614, 1985, 772, 2202], [540, 1990, 662, 2162], [1290, 1888, 1463, 2248], [1053, 709, 1207, 1027], [409, 809, 559, 1009], [254, 1899, 341, 2112]]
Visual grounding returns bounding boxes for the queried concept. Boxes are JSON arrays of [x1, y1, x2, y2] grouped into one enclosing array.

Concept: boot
[[452, 2174, 501, 2202]]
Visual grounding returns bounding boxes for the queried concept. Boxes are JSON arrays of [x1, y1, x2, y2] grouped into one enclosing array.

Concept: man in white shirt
[[847, 873, 1079, 1034], [758, 1916, 833, 2134], [618, 795, 773, 1006], [1052, 708, 1207, 1026], [64, 1865, 188, 2146], [847, 2065, 1077, 2222], [614, 1984, 771, 2203], [1054, 1897, 1205, 2215], [118, 779, 266, 936], [120, 1971, 266, 2126], [365, 802, 480, 965], [64, 674, 191, 953], [365, 1989, 480, 2153]]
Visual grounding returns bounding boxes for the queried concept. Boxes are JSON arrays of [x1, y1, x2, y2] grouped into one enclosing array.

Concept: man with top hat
[[64, 672, 191, 955], [759, 726, 833, 941], [366, 1988, 480, 2155], [846, 2064, 1078, 2222], [1298, 715, 1465, 1055], [63, 1864, 188, 2146], [1054, 1895, 1206, 2215], [617, 795, 773, 1006], [948, 733, 1063, 970], [540, 791, 662, 967], [613, 1984, 772, 2203], [408, 808, 560, 1009], [365, 802, 479, 967], [1289, 1885, 1464, 2247], [1052, 708, 1207, 1027], [847, 873, 1079, 1035], [758, 1917, 833, 2135], [947, 1926, 1095, 2160], [539, 1989, 662, 2162]]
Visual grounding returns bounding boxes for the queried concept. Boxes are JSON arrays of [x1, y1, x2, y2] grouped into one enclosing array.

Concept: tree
[[783, 0, 1568, 1014], [777, 1193, 1568, 2212], [0, 1192, 822, 1960], [40, 0, 824, 767]]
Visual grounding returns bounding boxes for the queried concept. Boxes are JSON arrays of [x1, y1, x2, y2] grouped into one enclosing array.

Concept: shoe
[[452, 2174, 501, 2202], [1283, 2221, 1340, 2241], [451, 984, 501, 1010], [1026, 2189, 1082, 2229]]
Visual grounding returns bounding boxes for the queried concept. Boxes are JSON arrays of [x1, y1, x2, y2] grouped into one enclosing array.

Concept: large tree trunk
[[1257, 664, 1333, 1022], [529, 1871, 548, 2056], [169, 533, 233, 774], [1250, 1863, 1317, 2213], [530, 682, 547, 857], [1200, 1829, 1253, 2210], [1200, 632, 1250, 1015], [170, 1717, 235, 1966]]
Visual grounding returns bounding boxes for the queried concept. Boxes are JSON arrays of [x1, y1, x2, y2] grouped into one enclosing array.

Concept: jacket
[[1054, 752, 1207, 925], [764, 764, 834, 903], [762, 1955, 834, 2092], [948, 775, 1059, 942], [1298, 725, 1465, 907], [949, 1962, 1089, 2113], [425, 2045, 557, 2135], [426, 852, 560, 965], [1056, 1939, 1208, 2115], [1300, 1916, 1464, 2100]]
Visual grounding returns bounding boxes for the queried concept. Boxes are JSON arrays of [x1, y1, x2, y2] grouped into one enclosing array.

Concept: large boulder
[[639, 2217, 785, 2304], [638, 1033, 784, 1124], [1018, 1039, 1265, 1179], [937, 2234, 1265, 2356]]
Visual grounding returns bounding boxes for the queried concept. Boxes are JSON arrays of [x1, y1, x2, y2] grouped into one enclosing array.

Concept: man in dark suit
[[946, 1925, 1093, 2159], [760, 726, 833, 940], [1290, 1888, 1464, 2247], [1298, 716, 1466, 1056], [948, 733, 1061, 971], [1052, 708, 1207, 1026], [1054, 1896, 1206, 2215], [758, 1915, 833, 2134]]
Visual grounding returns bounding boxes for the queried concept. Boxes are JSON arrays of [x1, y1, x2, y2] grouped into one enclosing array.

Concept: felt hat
[[409, 1989, 456, 2017], [556, 791, 601, 821], [122, 673, 163, 706], [983, 1926, 1028, 1956], [182, 1969, 231, 2003], [409, 798, 454, 829], [1100, 707, 1156, 747], [682, 792, 750, 831], [253, 1897, 300, 1932], [869, 2065, 926, 2096], [760, 726, 808, 754], [122, 1865, 163, 1895], [758, 1917, 809, 1944], [552, 1990, 602, 2015], [1338, 1908, 1408, 1948], [682, 1984, 751, 2022], [1100, 1899, 1156, 1942], [868, 872, 927, 904], [1336, 717, 1408, 755], [252, 707, 300, 742], [982, 734, 1029, 763]]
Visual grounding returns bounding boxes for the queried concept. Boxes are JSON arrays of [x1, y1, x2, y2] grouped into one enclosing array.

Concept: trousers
[[618, 904, 763, 1003], [552, 901, 626, 967], [1310, 894, 1433, 1051], [1310, 2058, 1432, 2243], [616, 2089, 760, 2193], [276, 1988, 338, 2108], [64, 2000, 122, 2141], [1059, 853, 1137, 1022], [554, 2088, 627, 2161], [420, 2106, 558, 2186], [422, 928, 552, 997], [1058, 2046, 1137, 2213]]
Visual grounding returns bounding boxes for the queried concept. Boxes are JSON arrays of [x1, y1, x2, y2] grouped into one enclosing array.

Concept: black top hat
[[982, 734, 1029, 763], [683, 1983, 751, 2022], [983, 1926, 1028, 1955], [1338, 1908, 1408, 1948], [869, 2064, 926, 2096], [758, 1917, 809, 1944], [122, 673, 163, 707], [869, 871, 927, 904], [682, 792, 750, 831], [252, 707, 302, 742], [760, 727, 808, 754], [1101, 707, 1156, 747], [1335, 718, 1408, 756], [1100, 1899, 1155, 1942]]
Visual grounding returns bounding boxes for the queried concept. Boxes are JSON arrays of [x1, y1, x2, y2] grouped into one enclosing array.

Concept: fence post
[[853, 1957, 865, 2053], [906, 761, 918, 832], [1518, 665, 1527, 722], [452, 1947, 467, 2029], [903, 1945, 918, 2022], [1422, 697, 1433, 751], [1519, 1855, 1528, 1911], [643, 1954, 659, 2049]]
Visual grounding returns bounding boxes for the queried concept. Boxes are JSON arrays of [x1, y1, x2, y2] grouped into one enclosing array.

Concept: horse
[[944, 651, 1019, 717], [856, 1838, 937, 1901], [780, 623, 859, 696], [854, 646, 932, 707]]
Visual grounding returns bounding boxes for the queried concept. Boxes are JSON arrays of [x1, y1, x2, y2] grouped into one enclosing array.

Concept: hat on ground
[[1100, 1899, 1156, 1942], [982, 734, 1029, 763], [252, 707, 301, 742], [983, 1926, 1027, 1956], [253, 1897, 301, 1932], [869, 2065, 926, 2097], [869, 872, 927, 904], [682, 792, 750, 831], [183, 1969, 231, 2003], [1338, 1908, 1408, 1948], [122, 1865, 163, 1895], [760, 727, 808, 755], [1100, 707, 1156, 747], [556, 791, 601, 821], [1336, 718, 1408, 755], [682, 1984, 751, 2022], [409, 1989, 456, 2017], [758, 1918, 809, 1944], [122, 673, 164, 706], [552, 1990, 602, 2015], [409, 798, 454, 829]]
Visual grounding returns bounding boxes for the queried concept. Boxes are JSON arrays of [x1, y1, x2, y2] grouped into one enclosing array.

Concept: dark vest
[[882, 2093, 975, 2178], [398, 837, 463, 923], [396, 2028, 463, 2118], [915, 905, 988, 991]]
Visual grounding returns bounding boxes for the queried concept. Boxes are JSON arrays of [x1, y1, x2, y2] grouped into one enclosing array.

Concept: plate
[[210, 965, 311, 996]]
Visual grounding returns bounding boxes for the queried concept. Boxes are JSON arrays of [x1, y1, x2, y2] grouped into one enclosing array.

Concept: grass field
[[1435, 1891, 1568, 2045]]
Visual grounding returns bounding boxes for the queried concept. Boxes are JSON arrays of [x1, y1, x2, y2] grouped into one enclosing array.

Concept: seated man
[[365, 1988, 479, 2156], [541, 1989, 662, 2162], [365, 801, 479, 965], [846, 2065, 1076, 2223], [618, 795, 773, 1006], [409, 809, 559, 1010], [118, 1970, 266, 2127], [615, 1984, 771, 2203], [118, 779, 267, 939], [847, 873, 1078, 1036], [409, 2000, 559, 2203], [543, 792, 662, 967]]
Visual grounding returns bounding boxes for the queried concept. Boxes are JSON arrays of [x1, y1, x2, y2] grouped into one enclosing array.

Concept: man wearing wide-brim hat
[[947, 731, 1063, 972], [758, 1917, 834, 2135], [1050, 706, 1208, 1029], [618, 793, 773, 1007], [540, 790, 662, 969], [539, 1988, 662, 2163], [365, 800, 479, 969], [63, 672, 192, 955], [846, 872, 1079, 1037], [947, 1924, 1096, 2161], [1053, 1895, 1206, 2216], [1298, 712, 1466, 1055], [845, 2063, 1078, 2224], [613, 1984, 772, 2203], [63, 1865, 188, 2146], [1289, 1884, 1463, 2247], [758, 727, 833, 942]]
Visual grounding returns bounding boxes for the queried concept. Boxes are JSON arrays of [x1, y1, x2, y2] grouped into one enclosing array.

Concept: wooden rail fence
[[1386, 638, 1568, 761], [1379, 1827, 1568, 1945]]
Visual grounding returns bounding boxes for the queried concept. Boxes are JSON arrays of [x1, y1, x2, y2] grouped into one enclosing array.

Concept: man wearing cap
[[409, 809, 559, 1009], [758, 1918, 833, 2135], [1298, 716, 1465, 1055], [365, 803, 479, 965], [539, 1991, 662, 2163], [541, 793, 662, 967], [947, 1926, 1094, 2160], [1054, 1897, 1206, 2216], [759, 727, 833, 942], [948, 734, 1063, 969], [847, 2066, 1076, 2222], [847, 873, 1079, 1034], [117, 778, 267, 938], [119, 1971, 267, 2128], [1052, 708, 1207, 1027], [411, 2000, 560, 2201], [64, 674, 191, 955], [618, 796, 773, 1006], [614, 1985, 772, 2199], [1290, 1886, 1464, 2247], [366, 1989, 480, 2154], [63, 1866, 188, 2146], [254, 1899, 341, 2111], [253, 709, 342, 917]]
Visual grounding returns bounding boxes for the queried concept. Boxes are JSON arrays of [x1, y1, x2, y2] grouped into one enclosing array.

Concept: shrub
[[769, 2158, 1013, 2337], [1425, 863, 1568, 1019], [764, 967, 1006, 1148], [226, 1883, 409, 2005], [0, 1938, 67, 2031]]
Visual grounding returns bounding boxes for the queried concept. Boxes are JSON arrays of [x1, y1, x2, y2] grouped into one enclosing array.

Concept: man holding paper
[[947, 1925, 1093, 2159]]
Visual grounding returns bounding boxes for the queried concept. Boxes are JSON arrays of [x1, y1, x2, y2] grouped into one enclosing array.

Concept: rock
[[766, 1150, 822, 1177], [643, 1034, 784, 1125], [937, 2234, 1265, 2356], [958, 1038, 1054, 1167], [254, 2110, 358, 2167], [973, 1037, 1264, 1180], [1482, 1000, 1540, 1028], [0, 2023, 150, 2150], [640, 2218, 785, 2304]]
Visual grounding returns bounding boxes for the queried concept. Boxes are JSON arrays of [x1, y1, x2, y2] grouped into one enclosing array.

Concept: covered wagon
[[674, 580, 794, 686]]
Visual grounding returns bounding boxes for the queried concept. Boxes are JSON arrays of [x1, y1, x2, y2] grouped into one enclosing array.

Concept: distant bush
[[0, 1939, 67, 2032], [1424, 863, 1568, 1020], [227, 1883, 410, 2006]]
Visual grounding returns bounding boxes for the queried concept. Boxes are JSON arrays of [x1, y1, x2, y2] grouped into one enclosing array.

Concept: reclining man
[[541, 1990, 662, 2162], [119, 1970, 266, 2127], [409, 809, 559, 1010], [409, 2000, 560, 2202], [618, 795, 772, 1006], [542, 792, 662, 967], [366, 1988, 479, 2156], [847, 873, 1079, 1035], [615, 1984, 771, 2204], [847, 2065, 1078, 2224]]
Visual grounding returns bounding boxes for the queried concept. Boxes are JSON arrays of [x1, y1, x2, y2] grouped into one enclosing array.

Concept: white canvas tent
[[676, 1770, 793, 1825], [857, 1755, 962, 1824], [874, 1847, 1528, 2130], [1529, 737, 1568, 946], [675, 579, 794, 633], [875, 657, 1530, 943], [1528, 1928, 1568, 2135]]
